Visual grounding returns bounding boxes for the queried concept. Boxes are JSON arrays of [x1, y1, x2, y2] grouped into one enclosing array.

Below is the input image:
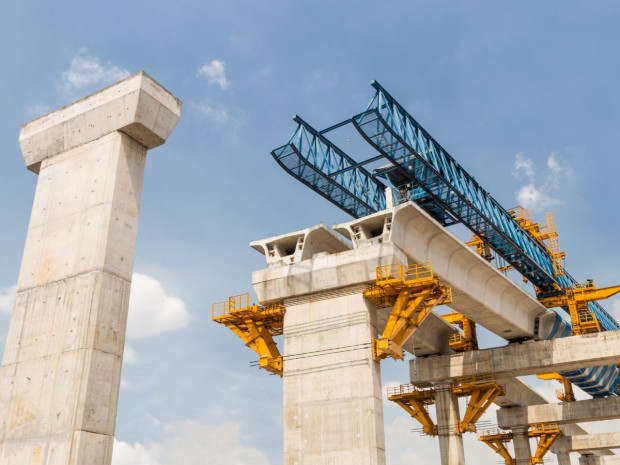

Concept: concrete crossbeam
[[0, 72, 180, 465], [580, 456, 620, 465], [410, 330, 620, 384], [497, 396, 620, 428], [557, 433, 620, 453]]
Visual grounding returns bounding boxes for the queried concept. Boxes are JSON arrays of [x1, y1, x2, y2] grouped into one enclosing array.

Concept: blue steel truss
[[354, 81, 618, 332], [271, 116, 386, 218], [270, 82, 619, 334]]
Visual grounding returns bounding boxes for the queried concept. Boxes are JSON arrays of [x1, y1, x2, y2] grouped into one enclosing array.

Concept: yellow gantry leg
[[452, 375, 505, 433], [364, 262, 452, 361], [212, 293, 285, 376]]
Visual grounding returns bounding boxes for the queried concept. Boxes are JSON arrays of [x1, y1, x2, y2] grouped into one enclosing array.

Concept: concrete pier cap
[[19, 71, 181, 173]]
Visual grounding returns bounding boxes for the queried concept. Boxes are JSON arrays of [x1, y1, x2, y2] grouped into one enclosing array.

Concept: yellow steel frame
[[387, 384, 438, 436], [478, 429, 515, 465], [529, 423, 563, 464], [452, 374, 505, 434], [364, 262, 452, 361], [212, 293, 286, 376], [536, 372, 575, 402], [442, 312, 478, 352], [538, 281, 620, 335], [466, 235, 494, 262]]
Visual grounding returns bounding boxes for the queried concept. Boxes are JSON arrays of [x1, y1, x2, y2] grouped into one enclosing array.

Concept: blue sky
[[1, 1, 620, 464]]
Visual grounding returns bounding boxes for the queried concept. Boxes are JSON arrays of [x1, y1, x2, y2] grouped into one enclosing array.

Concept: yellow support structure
[[478, 429, 515, 465], [442, 312, 478, 352], [466, 235, 494, 262], [538, 281, 620, 335], [452, 374, 505, 434], [364, 262, 452, 361], [212, 293, 285, 376], [386, 384, 438, 436], [529, 423, 563, 464], [536, 372, 575, 402]]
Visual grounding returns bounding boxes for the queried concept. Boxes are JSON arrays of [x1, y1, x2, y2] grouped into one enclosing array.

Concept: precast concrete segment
[[497, 397, 620, 428], [334, 202, 547, 340], [251, 225, 455, 356], [0, 72, 180, 465], [557, 433, 620, 453], [410, 330, 620, 384], [434, 383, 465, 465], [282, 289, 385, 465]]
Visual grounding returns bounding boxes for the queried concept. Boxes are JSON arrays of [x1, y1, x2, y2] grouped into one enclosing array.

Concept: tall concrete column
[[556, 451, 572, 465], [282, 288, 386, 465], [512, 427, 532, 465], [434, 382, 465, 465], [0, 72, 181, 465]]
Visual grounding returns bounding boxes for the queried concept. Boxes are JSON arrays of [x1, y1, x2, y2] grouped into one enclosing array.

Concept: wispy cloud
[[512, 152, 573, 211], [112, 421, 271, 465], [198, 60, 229, 89], [127, 273, 190, 339], [0, 285, 16, 314], [57, 48, 130, 100], [193, 101, 231, 124], [25, 103, 52, 118]]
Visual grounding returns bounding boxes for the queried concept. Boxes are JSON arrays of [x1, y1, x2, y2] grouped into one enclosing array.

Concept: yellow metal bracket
[[538, 281, 620, 335], [478, 429, 515, 465], [212, 293, 285, 376], [441, 312, 478, 352], [387, 384, 438, 436], [529, 423, 563, 464], [536, 372, 575, 402], [452, 374, 505, 434], [364, 262, 452, 361]]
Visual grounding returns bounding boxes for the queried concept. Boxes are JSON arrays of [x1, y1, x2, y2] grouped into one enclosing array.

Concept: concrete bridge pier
[[0, 72, 181, 465], [556, 451, 572, 465], [512, 427, 532, 465], [434, 382, 465, 465]]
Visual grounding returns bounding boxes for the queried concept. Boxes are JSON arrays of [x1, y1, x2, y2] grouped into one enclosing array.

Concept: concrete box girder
[[557, 433, 620, 453]]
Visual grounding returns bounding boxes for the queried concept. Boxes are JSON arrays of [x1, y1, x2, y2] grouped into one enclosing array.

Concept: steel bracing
[[270, 81, 620, 397]]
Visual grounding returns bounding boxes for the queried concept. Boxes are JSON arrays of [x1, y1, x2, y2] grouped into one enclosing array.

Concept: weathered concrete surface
[[557, 433, 620, 453], [580, 456, 620, 465], [498, 397, 620, 428], [512, 427, 532, 465], [282, 289, 385, 465], [556, 451, 572, 465], [0, 72, 180, 465], [410, 330, 620, 384]]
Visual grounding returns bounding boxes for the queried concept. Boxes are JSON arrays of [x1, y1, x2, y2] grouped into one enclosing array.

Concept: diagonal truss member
[[212, 293, 285, 376], [477, 430, 515, 465], [363, 262, 452, 360], [388, 375, 504, 437]]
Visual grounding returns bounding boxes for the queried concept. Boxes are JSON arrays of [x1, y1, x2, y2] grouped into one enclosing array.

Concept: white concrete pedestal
[[435, 382, 465, 465]]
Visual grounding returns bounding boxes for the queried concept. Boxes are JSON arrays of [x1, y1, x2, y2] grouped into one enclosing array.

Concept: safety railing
[[212, 292, 250, 318], [376, 262, 434, 285]]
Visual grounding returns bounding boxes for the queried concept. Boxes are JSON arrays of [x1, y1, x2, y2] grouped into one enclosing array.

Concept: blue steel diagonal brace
[[354, 81, 619, 332]]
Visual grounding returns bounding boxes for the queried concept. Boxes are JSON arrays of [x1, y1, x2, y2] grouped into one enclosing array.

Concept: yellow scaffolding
[[387, 384, 438, 436], [212, 293, 286, 376], [478, 423, 562, 465], [478, 429, 515, 465], [363, 262, 452, 361], [536, 372, 575, 402]]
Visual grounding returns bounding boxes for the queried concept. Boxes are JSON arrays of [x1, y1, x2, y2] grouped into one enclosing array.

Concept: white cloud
[[127, 273, 190, 339], [123, 343, 139, 365], [512, 152, 572, 211], [193, 101, 230, 124], [57, 48, 130, 99], [113, 421, 271, 465], [0, 285, 16, 314], [198, 60, 229, 89]]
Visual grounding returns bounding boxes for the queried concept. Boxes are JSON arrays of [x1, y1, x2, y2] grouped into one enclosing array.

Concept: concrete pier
[[580, 456, 620, 465], [556, 451, 572, 465], [0, 72, 181, 464], [512, 427, 532, 465], [434, 383, 465, 465]]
